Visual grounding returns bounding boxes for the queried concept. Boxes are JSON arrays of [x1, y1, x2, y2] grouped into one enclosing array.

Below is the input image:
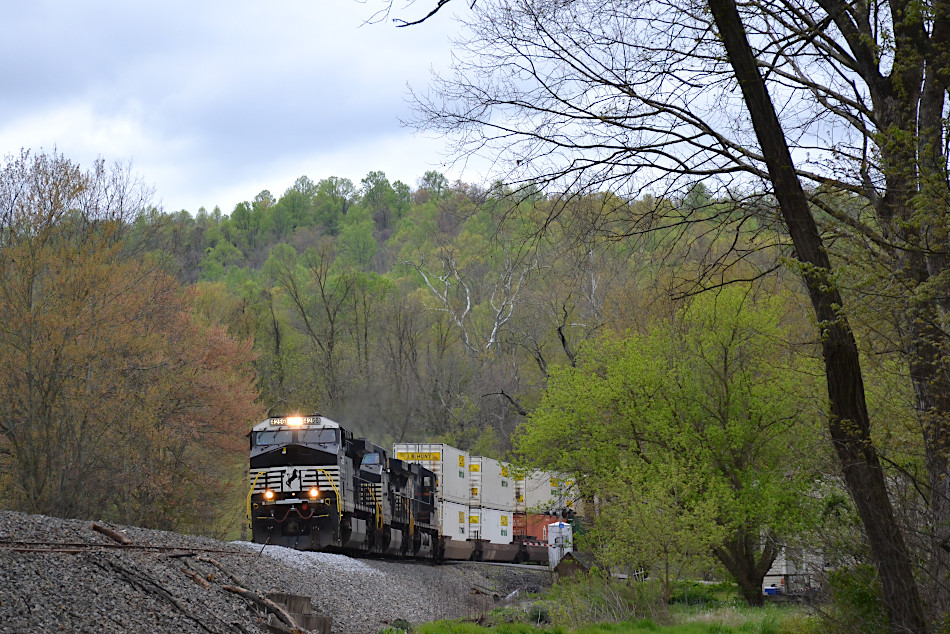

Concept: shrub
[[544, 569, 667, 628], [818, 564, 888, 633], [668, 581, 740, 607], [480, 604, 550, 628], [527, 602, 550, 625]]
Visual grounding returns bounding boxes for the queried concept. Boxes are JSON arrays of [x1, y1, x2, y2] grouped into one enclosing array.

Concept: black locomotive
[[248, 414, 440, 559]]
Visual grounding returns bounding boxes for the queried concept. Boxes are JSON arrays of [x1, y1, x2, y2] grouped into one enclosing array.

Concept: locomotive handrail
[[318, 468, 343, 521], [368, 485, 383, 530], [247, 471, 263, 528]]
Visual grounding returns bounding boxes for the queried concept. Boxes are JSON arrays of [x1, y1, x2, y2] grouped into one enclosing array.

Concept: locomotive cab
[[248, 414, 347, 550], [247, 412, 441, 559]]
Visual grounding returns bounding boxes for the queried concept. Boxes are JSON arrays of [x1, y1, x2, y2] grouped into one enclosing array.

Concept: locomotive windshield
[[299, 428, 339, 447], [251, 427, 339, 448], [253, 430, 293, 446]]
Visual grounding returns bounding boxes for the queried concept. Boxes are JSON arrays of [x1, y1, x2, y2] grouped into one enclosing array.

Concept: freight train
[[247, 413, 575, 563]]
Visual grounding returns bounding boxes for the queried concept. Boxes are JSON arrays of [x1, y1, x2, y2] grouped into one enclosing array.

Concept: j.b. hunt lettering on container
[[393, 443, 471, 505], [396, 452, 442, 462]]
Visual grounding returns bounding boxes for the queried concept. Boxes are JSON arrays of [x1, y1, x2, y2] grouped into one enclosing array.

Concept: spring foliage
[[0, 151, 262, 533], [516, 286, 823, 604]]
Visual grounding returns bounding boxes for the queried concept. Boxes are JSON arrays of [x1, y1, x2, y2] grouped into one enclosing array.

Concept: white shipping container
[[470, 457, 516, 511], [498, 461, 516, 510], [479, 507, 514, 544], [393, 443, 470, 505], [518, 470, 557, 511], [439, 500, 469, 541], [518, 470, 579, 513]]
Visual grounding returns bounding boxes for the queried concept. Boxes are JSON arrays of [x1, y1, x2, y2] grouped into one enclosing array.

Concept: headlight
[[308, 487, 320, 498], [264, 489, 275, 500], [287, 416, 304, 427]]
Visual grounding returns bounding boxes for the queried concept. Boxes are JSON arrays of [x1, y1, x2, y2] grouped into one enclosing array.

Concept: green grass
[[385, 576, 816, 634], [668, 582, 744, 608], [671, 603, 817, 633], [391, 602, 815, 634], [410, 620, 658, 633]]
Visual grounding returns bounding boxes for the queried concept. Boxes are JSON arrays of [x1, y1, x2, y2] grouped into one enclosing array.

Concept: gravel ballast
[[0, 510, 552, 633]]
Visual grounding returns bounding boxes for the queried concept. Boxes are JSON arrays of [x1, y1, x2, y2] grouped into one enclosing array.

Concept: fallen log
[[196, 555, 245, 586], [181, 568, 211, 589], [90, 523, 133, 545], [223, 585, 301, 632]]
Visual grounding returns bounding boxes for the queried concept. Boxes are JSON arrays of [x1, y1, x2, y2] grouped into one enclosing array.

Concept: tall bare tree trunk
[[706, 0, 928, 629]]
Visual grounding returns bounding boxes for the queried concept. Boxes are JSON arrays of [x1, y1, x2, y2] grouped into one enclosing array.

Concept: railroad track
[[0, 540, 257, 555], [441, 559, 551, 571], [0, 538, 554, 572]]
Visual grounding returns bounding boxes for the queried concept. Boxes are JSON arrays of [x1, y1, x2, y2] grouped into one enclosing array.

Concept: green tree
[[361, 170, 397, 231], [595, 465, 723, 604], [271, 176, 320, 240], [516, 286, 823, 606], [418, 170, 449, 200], [314, 176, 356, 235], [337, 208, 379, 270], [199, 239, 243, 280]]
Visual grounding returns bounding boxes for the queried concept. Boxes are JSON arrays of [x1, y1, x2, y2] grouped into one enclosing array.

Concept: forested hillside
[[128, 169, 710, 453]]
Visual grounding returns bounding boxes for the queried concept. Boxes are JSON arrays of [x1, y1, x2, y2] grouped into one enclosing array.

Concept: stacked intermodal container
[[395, 443, 580, 563], [439, 499, 469, 542], [467, 457, 515, 541], [393, 443, 470, 504], [469, 457, 515, 510], [393, 443, 477, 559], [467, 456, 518, 560], [516, 469, 580, 514]]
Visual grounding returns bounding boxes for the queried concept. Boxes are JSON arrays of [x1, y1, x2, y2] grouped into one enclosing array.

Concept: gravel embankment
[[0, 510, 552, 633]]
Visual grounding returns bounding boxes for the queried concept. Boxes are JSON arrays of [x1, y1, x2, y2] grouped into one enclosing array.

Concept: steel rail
[[0, 540, 263, 555]]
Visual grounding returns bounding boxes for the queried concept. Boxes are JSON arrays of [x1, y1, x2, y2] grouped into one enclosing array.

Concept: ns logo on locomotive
[[248, 413, 440, 559]]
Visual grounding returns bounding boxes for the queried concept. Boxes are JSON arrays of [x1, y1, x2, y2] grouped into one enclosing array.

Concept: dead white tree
[[405, 247, 539, 358]]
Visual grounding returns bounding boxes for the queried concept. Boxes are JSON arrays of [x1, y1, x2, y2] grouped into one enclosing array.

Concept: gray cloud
[[1, 0, 471, 213]]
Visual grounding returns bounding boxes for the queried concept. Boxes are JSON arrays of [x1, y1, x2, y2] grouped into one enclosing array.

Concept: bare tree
[[267, 239, 356, 403], [406, 244, 539, 358]]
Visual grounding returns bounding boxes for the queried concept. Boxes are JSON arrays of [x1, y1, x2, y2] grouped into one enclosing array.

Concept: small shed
[[553, 551, 595, 580]]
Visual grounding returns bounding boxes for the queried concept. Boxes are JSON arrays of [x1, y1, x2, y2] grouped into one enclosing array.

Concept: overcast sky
[[1, 0, 475, 214]]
